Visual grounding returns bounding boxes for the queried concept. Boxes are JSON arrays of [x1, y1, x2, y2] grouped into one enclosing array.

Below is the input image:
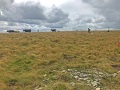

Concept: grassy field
[[0, 31, 120, 90]]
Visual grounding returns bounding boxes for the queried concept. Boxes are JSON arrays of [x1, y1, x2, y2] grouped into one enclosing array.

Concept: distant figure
[[38, 29, 39, 32], [51, 29, 56, 32], [107, 28, 110, 32], [88, 28, 91, 33]]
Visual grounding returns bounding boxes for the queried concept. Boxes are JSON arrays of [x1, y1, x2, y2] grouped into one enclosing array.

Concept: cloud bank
[[82, 0, 120, 29], [0, 0, 120, 31], [0, 0, 69, 31], [0, 0, 14, 9]]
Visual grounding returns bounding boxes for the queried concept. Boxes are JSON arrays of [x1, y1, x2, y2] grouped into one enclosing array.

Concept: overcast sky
[[0, 0, 119, 31]]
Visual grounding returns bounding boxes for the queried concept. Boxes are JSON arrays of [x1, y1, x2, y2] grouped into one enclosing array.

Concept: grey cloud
[[82, 0, 120, 29], [80, 18, 93, 24], [7, 22, 18, 26], [46, 5, 69, 23], [93, 17, 106, 24], [0, 0, 14, 9], [45, 5, 70, 28], [60, 0, 99, 30], [61, 0, 94, 17], [0, 2, 46, 22], [0, 1, 70, 30], [45, 18, 69, 28], [17, 2, 46, 20], [0, 21, 35, 30]]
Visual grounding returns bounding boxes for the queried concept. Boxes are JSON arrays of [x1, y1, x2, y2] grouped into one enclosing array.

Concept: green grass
[[0, 31, 120, 90]]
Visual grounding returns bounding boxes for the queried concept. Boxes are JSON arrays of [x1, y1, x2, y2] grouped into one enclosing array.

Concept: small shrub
[[6, 79, 17, 86]]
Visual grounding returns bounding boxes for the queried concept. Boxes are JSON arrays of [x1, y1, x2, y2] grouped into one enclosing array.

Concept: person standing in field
[[88, 28, 91, 33]]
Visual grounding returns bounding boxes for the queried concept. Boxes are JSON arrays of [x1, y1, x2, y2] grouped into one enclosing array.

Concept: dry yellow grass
[[0, 31, 120, 90]]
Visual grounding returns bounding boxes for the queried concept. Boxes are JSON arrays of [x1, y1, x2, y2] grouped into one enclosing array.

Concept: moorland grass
[[0, 31, 120, 90]]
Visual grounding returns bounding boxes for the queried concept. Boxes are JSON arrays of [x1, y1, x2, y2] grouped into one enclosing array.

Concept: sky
[[0, 0, 120, 32]]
